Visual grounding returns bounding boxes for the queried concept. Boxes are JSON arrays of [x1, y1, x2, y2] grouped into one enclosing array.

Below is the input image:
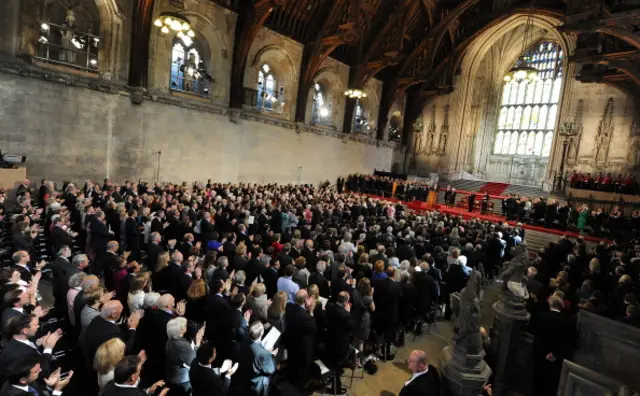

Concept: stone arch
[[40, 0, 124, 79], [304, 67, 344, 126], [148, 8, 230, 104], [448, 12, 574, 181], [247, 44, 298, 118]]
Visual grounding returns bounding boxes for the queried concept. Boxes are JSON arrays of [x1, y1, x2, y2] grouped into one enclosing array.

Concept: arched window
[[354, 100, 367, 133], [170, 36, 211, 97], [257, 64, 280, 112], [311, 83, 332, 125], [493, 41, 563, 157], [37, 1, 100, 72]]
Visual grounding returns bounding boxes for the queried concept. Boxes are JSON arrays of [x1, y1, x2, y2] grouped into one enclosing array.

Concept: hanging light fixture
[[344, 26, 367, 101], [504, 5, 539, 83], [154, 12, 196, 46], [344, 89, 367, 99]]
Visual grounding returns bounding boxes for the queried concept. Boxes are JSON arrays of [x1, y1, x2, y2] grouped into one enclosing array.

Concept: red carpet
[[479, 182, 511, 196]]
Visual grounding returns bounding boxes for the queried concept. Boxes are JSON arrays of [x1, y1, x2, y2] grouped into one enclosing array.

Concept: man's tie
[[28, 385, 40, 396]]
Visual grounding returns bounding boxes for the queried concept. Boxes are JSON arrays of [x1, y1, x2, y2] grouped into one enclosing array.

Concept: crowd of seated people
[[0, 177, 550, 396], [568, 171, 639, 195]]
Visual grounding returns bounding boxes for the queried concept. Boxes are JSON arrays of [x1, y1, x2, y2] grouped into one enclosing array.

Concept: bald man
[[138, 294, 178, 384], [72, 274, 100, 328], [399, 350, 440, 396], [83, 301, 142, 365]]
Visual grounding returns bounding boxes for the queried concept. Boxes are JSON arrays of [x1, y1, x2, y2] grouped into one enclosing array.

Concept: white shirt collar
[[198, 362, 212, 369], [12, 384, 29, 392], [115, 382, 139, 389], [14, 337, 37, 350], [405, 368, 429, 386], [550, 308, 562, 313], [13, 307, 24, 314]]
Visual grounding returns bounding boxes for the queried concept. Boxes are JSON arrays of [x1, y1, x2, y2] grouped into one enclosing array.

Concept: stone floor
[[316, 320, 454, 396]]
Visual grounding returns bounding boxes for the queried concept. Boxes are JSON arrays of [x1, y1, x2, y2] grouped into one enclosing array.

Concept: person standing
[[468, 193, 476, 213]]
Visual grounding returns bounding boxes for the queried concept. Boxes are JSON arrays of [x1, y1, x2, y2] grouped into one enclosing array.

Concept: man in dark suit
[[2, 289, 41, 332], [373, 267, 403, 359], [399, 350, 441, 396], [205, 279, 232, 359], [102, 355, 167, 396], [283, 290, 316, 391], [49, 218, 75, 256], [50, 246, 74, 318], [468, 192, 476, 212], [325, 292, 355, 395], [244, 247, 265, 286], [370, 245, 389, 269], [330, 265, 354, 302], [414, 263, 437, 322], [229, 322, 275, 396], [83, 301, 141, 365], [146, 232, 164, 271], [138, 294, 178, 384], [11, 251, 44, 284], [0, 315, 60, 381], [0, 357, 72, 396], [529, 296, 577, 396], [261, 258, 280, 299], [308, 261, 330, 298], [89, 210, 111, 259], [199, 212, 217, 249], [277, 244, 293, 268], [190, 342, 234, 396]]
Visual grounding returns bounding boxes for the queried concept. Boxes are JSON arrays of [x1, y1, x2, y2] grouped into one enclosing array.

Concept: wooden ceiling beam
[[229, 0, 288, 109], [295, 0, 366, 123]]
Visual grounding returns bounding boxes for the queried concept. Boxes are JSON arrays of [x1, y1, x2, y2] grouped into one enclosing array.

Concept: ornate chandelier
[[503, 8, 538, 83], [154, 12, 195, 46], [344, 89, 367, 99]]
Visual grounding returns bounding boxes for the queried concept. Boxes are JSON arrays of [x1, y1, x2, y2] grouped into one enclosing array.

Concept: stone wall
[[410, 14, 639, 187], [0, 72, 399, 184]]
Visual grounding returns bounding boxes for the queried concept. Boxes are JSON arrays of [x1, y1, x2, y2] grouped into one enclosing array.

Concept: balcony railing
[[243, 87, 285, 114], [170, 73, 211, 98], [34, 22, 100, 73]]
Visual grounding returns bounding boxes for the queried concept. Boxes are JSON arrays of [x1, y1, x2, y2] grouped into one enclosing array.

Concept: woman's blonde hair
[[94, 338, 125, 374], [308, 284, 319, 299], [374, 260, 385, 273], [359, 253, 369, 264], [250, 283, 266, 297], [156, 252, 170, 272], [268, 291, 287, 317]]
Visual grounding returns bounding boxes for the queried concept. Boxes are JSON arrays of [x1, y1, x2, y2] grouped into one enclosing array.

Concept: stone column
[[440, 271, 492, 396], [0, 0, 21, 58], [489, 277, 531, 396]]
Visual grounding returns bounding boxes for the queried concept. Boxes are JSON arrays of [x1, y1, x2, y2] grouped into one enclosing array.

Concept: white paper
[[248, 215, 255, 225], [261, 327, 281, 352], [318, 296, 328, 310]]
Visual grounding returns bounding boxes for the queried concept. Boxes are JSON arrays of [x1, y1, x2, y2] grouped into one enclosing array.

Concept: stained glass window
[[493, 41, 563, 157], [257, 64, 278, 111], [311, 82, 332, 125]]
